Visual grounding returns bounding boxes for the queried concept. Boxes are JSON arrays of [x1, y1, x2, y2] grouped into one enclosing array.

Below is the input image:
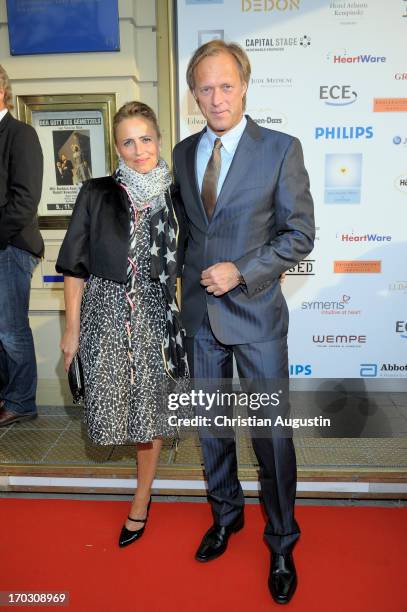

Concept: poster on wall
[[31, 110, 105, 216]]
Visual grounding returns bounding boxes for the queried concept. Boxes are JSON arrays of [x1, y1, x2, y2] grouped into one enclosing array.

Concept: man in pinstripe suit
[[173, 40, 315, 604]]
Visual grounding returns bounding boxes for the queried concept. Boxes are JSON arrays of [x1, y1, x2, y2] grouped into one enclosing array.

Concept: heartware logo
[[316, 126, 373, 140], [313, 334, 366, 347], [286, 259, 315, 275], [320, 85, 357, 106], [242, 0, 300, 12], [338, 232, 392, 242], [330, 53, 386, 64]]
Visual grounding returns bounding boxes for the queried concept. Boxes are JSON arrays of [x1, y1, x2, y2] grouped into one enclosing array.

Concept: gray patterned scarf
[[115, 157, 172, 210]]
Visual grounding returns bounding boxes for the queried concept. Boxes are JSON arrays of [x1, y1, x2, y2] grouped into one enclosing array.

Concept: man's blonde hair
[[186, 40, 251, 110], [0, 65, 13, 110]]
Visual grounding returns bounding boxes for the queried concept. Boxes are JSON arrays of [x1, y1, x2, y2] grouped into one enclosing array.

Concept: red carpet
[[1, 499, 406, 611]]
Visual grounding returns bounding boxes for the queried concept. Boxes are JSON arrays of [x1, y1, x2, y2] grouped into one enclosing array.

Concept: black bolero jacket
[[56, 176, 187, 282]]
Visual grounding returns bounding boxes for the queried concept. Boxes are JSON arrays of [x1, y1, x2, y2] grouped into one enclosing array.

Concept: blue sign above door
[[6, 0, 120, 55]]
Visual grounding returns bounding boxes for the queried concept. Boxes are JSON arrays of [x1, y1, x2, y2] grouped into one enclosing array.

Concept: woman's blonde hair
[[0, 65, 13, 110], [113, 101, 160, 142]]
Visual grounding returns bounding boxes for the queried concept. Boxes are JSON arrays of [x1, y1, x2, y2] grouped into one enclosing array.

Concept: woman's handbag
[[68, 353, 85, 405]]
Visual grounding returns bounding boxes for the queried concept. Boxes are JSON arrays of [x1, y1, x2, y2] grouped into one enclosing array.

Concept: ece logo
[[320, 85, 357, 106], [395, 321, 407, 338]]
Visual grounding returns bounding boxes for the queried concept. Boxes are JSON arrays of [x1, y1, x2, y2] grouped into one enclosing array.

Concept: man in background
[[0, 64, 44, 426]]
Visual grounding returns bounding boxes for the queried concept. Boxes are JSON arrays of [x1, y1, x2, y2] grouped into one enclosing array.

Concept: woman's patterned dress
[[79, 204, 176, 445]]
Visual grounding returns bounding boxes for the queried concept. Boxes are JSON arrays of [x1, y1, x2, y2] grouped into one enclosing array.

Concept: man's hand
[[201, 262, 241, 296]]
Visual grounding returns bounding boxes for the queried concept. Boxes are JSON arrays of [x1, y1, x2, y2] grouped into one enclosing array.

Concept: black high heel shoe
[[118, 497, 152, 548]]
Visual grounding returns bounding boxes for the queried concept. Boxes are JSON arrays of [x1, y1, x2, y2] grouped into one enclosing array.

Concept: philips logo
[[316, 126, 373, 140], [289, 364, 312, 376]]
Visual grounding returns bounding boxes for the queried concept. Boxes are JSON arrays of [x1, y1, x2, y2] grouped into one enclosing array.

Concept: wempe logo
[[301, 295, 361, 315], [329, 53, 386, 64], [286, 259, 315, 275], [313, 334, 366, 347], [315, 126, 373, 139], [338, 232, 392, 242], [320, 85, 357, 106]]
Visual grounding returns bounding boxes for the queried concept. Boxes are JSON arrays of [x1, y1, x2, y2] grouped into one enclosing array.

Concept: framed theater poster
[[16, 93, 116, 228]]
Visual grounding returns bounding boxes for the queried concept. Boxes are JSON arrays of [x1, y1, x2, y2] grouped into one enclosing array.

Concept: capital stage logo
[[286, 259, 315, 275], [242, 0, 301, 12], [313, 334, 366, 348], [245, 35, 310, 53], [324, 153, 363, 204], [301, 295, 361, 316], [320, 85, 357, 106]]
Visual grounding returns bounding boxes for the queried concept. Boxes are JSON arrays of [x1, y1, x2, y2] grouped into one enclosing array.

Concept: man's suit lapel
[[211, 116, 263, 224], [186, 129, 209, 227]]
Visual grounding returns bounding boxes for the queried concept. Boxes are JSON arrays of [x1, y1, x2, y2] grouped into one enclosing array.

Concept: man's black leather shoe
[[268, 552, 297, 605], [195, 512, 244, 562]]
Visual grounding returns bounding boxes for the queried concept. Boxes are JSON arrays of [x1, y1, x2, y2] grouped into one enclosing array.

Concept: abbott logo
[[360, 364, 377, 377], [242, 0, 300, 11]]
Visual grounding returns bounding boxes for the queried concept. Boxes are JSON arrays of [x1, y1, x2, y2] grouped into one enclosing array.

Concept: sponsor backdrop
[[176, 0, 407, 385]]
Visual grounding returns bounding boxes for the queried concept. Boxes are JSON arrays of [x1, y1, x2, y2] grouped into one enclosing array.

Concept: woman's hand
[[60, 328, 79, 372]]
